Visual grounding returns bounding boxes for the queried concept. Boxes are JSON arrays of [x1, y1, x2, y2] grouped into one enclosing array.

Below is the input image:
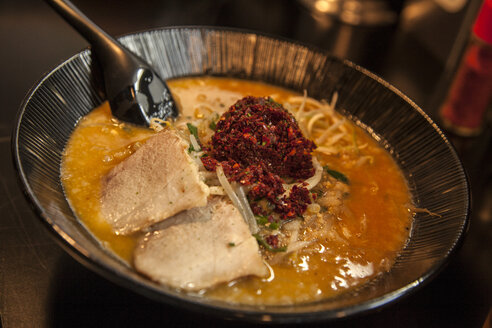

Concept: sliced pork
[[101, 129, 210, 235], [134, 197, 268, 291]]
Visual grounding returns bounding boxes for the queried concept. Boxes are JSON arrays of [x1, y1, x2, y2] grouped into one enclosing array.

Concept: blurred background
[[0, 0, 490, 327]]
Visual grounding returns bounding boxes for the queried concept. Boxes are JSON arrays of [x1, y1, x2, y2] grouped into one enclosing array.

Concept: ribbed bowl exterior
[[12, 27, 469, 323]]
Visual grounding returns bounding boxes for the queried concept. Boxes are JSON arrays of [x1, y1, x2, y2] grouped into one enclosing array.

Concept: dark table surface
[[1, 0, 491, 327]]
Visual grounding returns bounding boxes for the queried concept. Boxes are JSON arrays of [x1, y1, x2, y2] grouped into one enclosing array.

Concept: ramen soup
[[61, 77, 413, 305]]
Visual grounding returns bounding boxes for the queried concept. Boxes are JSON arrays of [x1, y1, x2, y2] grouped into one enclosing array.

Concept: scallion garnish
[[323, 166, 349, 184], [209, 113, 219, 131], [255, 215, 269, 225], [187, 123, 200, 141]]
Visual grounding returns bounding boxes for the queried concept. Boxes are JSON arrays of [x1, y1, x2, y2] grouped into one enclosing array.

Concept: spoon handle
[[44, 0, 143, 72], [44, 0, 178, 125]]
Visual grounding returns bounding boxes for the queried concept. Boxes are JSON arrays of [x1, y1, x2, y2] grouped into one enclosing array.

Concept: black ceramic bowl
[[12, 27, 470, 323]]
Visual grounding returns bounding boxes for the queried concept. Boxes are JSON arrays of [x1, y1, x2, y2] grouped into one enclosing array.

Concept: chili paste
[[201, 96, 316, 219]]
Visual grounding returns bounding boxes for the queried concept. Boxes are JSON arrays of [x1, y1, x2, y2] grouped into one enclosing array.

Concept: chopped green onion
[[187, 123, 201, 152], [323, 166, 349, 184], [228, 242, 236, 247], [187, 123, 199, 141], [253, 233, 287, 252], [256, 215, 279, 230], [209, 114, 219, 131], [256, 215, 269, 225]]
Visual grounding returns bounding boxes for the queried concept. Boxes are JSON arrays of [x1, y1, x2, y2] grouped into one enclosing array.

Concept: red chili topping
[[201, 96, 316, 219], [266, 234, 279, 248]]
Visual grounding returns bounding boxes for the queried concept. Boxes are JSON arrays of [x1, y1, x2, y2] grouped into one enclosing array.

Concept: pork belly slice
[[101, 129, 210, 235], [134, 198, 268, 291]]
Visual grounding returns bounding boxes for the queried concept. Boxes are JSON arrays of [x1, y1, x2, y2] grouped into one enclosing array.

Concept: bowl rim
[[11, 25, 471, 323]]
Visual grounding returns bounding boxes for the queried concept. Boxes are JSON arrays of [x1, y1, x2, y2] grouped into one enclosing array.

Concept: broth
[[61, 77, 412, 305]]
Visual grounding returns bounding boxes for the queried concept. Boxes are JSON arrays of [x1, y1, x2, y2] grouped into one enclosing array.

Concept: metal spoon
[[45, 0, 178, 126]]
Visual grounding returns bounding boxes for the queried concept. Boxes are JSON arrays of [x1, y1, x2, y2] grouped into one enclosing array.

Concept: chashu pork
[[101, 129, 210, 235], [134, 197, 268, 291]]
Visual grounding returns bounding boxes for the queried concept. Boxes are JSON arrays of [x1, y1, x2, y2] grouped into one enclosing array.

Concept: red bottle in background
[[440, 0, 492, 136]]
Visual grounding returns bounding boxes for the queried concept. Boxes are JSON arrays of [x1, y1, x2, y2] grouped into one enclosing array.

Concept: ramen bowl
[[12, 27, 469, 323]]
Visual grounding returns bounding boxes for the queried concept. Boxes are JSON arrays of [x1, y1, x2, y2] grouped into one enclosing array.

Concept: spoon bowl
[[106, 60, 177, 126], [45, 0, 178, 126]]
